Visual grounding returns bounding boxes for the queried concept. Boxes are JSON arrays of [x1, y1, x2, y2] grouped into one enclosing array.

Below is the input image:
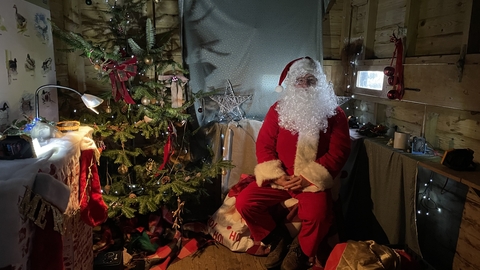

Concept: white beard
[[276, 83, 338, 136]]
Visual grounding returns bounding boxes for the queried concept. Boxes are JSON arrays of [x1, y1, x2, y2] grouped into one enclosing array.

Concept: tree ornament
[[387, 89, 398, 99], [94, 64, 101, 71], [129, 193, 137, 199], [121, 103, 129, 114], [158, 74, 189, 108], [105, 105, 112, 113], [103, 185, 111, 194], [144, 56, 154, 65], [383, 66, 395, 76], [161, 176, 171, 184], [141, 96, 150, 105], [102, 56, 138, 104], [145, 158, 156, 174], [118, 164, 128, 175], [197, 107, 203, 113], [150, 97, 157, 104]]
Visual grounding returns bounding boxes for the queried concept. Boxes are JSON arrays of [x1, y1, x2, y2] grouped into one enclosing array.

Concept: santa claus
[[235, 57, 351, 270]]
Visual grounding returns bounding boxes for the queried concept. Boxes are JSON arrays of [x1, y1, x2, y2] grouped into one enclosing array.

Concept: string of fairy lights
[[417, 171, 448, 216]]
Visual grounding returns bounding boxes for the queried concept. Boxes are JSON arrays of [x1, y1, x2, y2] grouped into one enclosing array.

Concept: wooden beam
[[64, 0, 86, 92], [467, 0, 480, 53], [404, 0, 421, 56], [340, 0, 353, 57], [325, 0, 337, 14], [362, 0, 378, 59]]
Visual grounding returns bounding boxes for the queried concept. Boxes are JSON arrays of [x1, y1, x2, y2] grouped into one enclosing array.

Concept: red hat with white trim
[[275, 56, 314, 93]]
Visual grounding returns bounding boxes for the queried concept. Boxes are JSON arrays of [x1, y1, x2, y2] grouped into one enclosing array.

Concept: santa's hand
[[272, 175, 291, 187], [284, 175, 307, 191]]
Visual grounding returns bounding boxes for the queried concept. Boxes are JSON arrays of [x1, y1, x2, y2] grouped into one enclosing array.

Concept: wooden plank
[[453, 187, 480, 269], [64, 0, 87, 92], [402, 64, 480, 111], [339, 0, 352, 61], [415, 34, 464, 56], [155, 0, 179, 15], [419, 0, 470, 20], [416, 14, 465, 38], [375, 0, 406, 29], [351, 4, 367, 38], [362, 0, 378, 59], [404, 0, 420, 56], [424, 111, 439, 148]]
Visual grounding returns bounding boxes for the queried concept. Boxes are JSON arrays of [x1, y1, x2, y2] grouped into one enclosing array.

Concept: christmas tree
[[52, 0, 231, 223]]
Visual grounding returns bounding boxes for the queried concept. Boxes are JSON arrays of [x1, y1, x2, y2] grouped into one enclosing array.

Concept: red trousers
[[235, 181, 333, 257]]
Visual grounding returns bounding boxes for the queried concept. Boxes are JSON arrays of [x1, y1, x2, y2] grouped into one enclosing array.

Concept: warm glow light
[[356, 71, 384, 91]]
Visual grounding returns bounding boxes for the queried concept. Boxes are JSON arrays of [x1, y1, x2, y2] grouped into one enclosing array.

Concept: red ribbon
[[158, 124, 175, 171], [390, 34, 404, 100], [103, 56, 137, 104]]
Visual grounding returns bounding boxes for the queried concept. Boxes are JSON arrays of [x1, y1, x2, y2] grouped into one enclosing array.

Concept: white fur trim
[[300, 161, 333, 192], [254, 159, 285, 187], [275, 85, 284, 93], [33, 173, 71, 213], [294, 133, 319, 175], [294, 132, 333, 192]]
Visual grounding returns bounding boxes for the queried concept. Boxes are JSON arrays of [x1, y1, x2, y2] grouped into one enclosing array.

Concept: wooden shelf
[[418, 160, 480, 191], [363, 136, 480, 190]]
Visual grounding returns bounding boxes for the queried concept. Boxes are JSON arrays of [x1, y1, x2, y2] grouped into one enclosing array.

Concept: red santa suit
[[235, 101, 351, 258]]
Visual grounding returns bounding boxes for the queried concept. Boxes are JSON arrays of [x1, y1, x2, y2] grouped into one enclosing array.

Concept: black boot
[[263, 226, 292, 269], [280, 237, 312, 270]]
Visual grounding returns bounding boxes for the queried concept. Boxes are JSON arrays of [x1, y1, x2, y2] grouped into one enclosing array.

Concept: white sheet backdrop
[[179, 0, 325, 125]]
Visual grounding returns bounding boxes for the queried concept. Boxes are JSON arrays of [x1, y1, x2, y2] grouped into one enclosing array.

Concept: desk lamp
[[35, 84, 104, 119]]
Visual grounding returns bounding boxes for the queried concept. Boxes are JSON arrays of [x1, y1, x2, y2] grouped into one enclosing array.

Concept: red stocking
[[79, 149, 108, 227]]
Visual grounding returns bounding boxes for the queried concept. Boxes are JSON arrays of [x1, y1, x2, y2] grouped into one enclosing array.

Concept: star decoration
[[337, 96, 352, 106], [208, 80, 252, 121]]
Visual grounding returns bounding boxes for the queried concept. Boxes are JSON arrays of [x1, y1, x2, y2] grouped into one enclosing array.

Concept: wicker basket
[[56, 121, 80, 132]]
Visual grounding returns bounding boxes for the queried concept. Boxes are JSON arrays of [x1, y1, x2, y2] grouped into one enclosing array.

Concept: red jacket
[[254, 103, 351, 192]]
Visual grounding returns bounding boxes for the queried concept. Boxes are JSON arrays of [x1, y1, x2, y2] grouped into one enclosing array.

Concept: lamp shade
[[81, 94, 104, 114]]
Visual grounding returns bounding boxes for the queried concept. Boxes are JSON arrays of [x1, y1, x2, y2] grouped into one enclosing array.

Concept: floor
[[166, 243, 268, 270]]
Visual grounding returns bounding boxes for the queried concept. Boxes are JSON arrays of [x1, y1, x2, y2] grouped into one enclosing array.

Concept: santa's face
[[294, 74, 318, 89]]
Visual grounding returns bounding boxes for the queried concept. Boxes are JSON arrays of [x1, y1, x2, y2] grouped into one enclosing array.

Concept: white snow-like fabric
[[0, 161, 42, 268], [221, 119, 263, 193]]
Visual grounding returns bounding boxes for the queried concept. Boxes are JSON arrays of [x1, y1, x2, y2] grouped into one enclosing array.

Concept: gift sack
[[324, 240, 401, 270], [207, 193, 255, 252]]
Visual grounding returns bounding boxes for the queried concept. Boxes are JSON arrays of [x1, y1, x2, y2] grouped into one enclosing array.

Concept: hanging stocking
[[79, 149, 108, 227]]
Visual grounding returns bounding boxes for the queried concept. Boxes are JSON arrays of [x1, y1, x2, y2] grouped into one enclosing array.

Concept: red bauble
[[387, 76, 395, 86], [384, 66, 395, 76], [387, 89, 398, 99]]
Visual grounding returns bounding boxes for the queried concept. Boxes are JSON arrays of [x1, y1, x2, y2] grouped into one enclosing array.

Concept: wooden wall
[[323, 0, 480, 160], [322, 1, 480, 269]]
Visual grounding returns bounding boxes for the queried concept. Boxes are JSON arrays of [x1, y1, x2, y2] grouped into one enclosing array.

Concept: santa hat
[[275, 56, 314, 93]]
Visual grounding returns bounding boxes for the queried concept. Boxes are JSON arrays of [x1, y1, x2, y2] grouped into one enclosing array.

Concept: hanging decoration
[[157, 123, 176, 171], [384, 33, 404, 100], [158, 74, 189, 108], [118, 164, 129, 175], [102, 56, 138, 104], [208, 80, 252, 121]]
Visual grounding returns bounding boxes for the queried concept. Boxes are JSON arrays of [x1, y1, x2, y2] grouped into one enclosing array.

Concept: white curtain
[[179, 0, 325, 125]]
